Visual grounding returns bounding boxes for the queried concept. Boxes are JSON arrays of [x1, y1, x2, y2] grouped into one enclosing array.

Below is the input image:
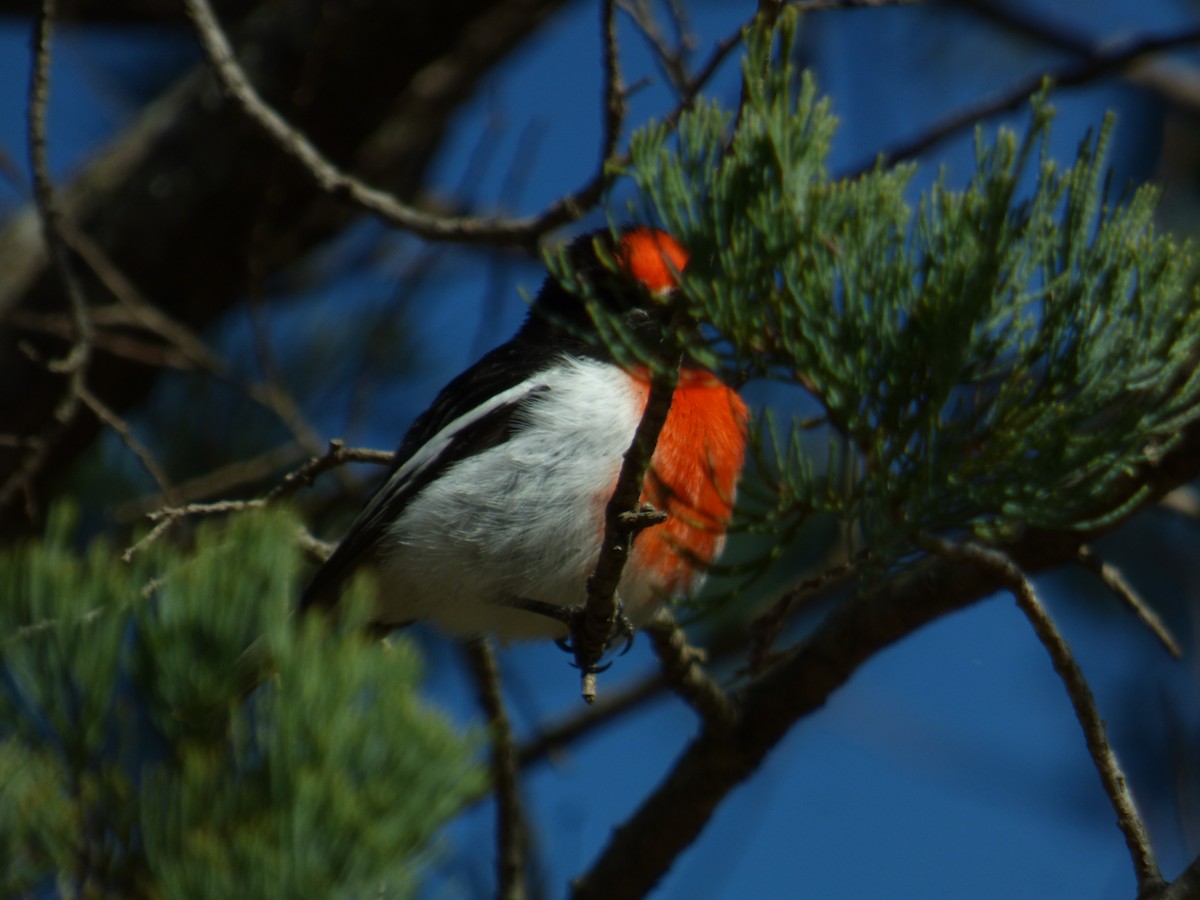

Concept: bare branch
[[869, 25, 1200, 170], [950, 0, 1200, 114], [747, 551, 863, 675], [182, 0, 893, 254], [181, 0, 608, 248], [122, 440, 393, 559], [77, 384, 175, 503], [1146, 853, 1200, 900], [1075, 544, 1182, 659], [567, 413, 1200, 900], [517, 671, 668, 769], [601, 0, 627, 167], [0, 0, 92, 520], [643, 609, 736, 732], [923, 535, 1164, 897], [618, 0, 692, 95], [115, 443, 306, 521], [515, 622, 757, 772], [464, 639, 529, 900], [573, 369, 678, 701]]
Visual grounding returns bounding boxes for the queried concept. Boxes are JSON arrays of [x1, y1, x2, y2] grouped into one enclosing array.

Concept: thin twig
[[600, 0, 626, 167], [183, 0, 880, 251], [574, 369, 678, 702], [950, 0, 1200, 115], [516, 620, 754, 771], [618, 0, 691, 95], [464, 639, 528, 900], [563, 0, 649, 704], [122, 441, 393, 559], [643, 609, 736, 732], [747, 552, 863, 675], [0, 0, 91, 520], [26, 0, 87, 371], [1075, 545, 1182, 659], [923, 535, 1165, 897], [115, 443, 306, 521], [260, 441, 392, 502], [77, 384, 176, 502], [867, 25, 1200, 171], [182, 0, 607, 248], [517, 671, 668, 769]]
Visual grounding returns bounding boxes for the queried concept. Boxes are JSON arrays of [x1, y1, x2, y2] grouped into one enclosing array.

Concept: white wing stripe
[[359, 375, 551, 521]]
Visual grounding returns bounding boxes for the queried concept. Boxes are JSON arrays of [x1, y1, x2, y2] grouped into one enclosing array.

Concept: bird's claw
[[553, 599, 636, 669]]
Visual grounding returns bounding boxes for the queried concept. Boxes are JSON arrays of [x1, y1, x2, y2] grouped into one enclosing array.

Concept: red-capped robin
[[301, 227, 748, 640]]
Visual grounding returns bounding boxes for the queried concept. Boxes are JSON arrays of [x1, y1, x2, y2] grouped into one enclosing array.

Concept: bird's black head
[[523, 227, 689, 351]]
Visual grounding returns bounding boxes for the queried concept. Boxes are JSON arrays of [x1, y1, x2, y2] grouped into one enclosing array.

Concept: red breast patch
[[628, 369, 748, 593]]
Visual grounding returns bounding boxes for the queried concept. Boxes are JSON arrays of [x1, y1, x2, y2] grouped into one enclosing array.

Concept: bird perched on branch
[[301, 227, 747, 640]]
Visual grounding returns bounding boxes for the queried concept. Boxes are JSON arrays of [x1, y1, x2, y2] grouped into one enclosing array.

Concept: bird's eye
[[623, 308, 652, 328]]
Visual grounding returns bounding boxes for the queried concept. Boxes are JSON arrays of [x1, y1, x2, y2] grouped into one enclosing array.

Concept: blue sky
[[2, 1, 1198, 897]]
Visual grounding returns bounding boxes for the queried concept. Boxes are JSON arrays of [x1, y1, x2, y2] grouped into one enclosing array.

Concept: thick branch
[[570, 418, 1200, 898]]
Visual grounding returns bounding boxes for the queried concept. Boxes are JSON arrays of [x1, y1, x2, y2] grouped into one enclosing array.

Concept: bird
[[301, 227, 748, 641]]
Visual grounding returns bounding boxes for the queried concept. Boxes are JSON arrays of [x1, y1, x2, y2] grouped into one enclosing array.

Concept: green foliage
[[621, 11, 1200, 559], [0, 509, 481, 898]]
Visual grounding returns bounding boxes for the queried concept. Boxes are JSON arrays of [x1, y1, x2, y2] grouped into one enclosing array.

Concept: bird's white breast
[[376, 356, 648, 639]]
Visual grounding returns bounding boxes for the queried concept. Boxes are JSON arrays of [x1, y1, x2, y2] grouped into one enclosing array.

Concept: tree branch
[[1075, 544, 1182, 659], [517, 670, 668, 769], [924, 535, 1164, 896], [1147, 853, 1200, 900], [867, 25, 1200, 171], [77, 384, 176, 503], [643, 609, 736, 732], [182, 0, 611, 248], [0, 0, 92, 520], [569, 406, 1200, 899], [573, 369, 677, 701], [464, 639, 529, 900], [0, 0, 570, 531], [122, 440, 392, 559], [950, 0, 1200, 115]]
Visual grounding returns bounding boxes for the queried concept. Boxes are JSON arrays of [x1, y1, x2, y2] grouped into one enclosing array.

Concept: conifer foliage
[[0, 509, 480, 897], [624, 16, 1200, 562]]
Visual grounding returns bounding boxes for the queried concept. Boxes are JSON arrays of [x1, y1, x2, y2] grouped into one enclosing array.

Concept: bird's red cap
[[617, 228, 689, 295]]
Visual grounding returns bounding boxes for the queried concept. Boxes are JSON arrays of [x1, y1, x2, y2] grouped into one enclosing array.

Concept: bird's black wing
[[300, 334, 564, 615]]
